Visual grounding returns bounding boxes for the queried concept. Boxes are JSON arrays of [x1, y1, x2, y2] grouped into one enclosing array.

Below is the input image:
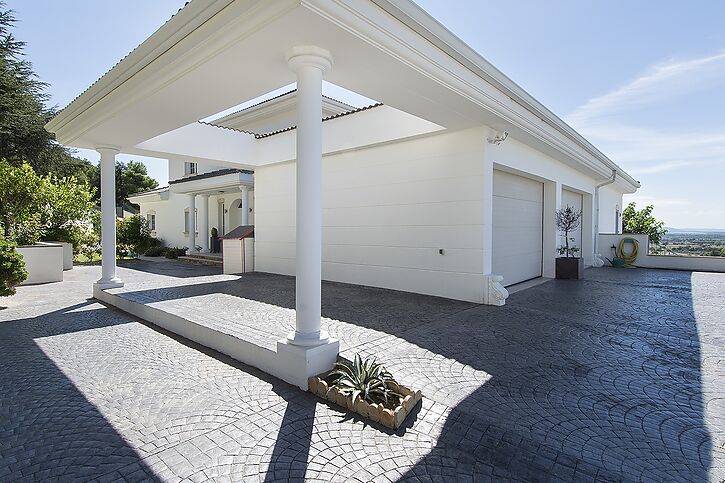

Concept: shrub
[[144, 246, 167, 257], [0, 160, 45, 245], [117, 215, 153, 257], [0, 160, 96, 248], [40, 176, 96, 251], [622, 202, 667, 245], [329, 354, 402, 409], [164, 247, 187, 259], [0, 237, 28, 296]]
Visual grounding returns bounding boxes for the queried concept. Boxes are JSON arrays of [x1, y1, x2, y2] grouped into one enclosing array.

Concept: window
[[184, 209, 198, 234], [146, 213, 156, 231], [184, 162, 198, 175]]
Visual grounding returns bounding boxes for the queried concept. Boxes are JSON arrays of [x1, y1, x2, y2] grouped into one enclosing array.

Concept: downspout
[[593, 169, 617, 265]]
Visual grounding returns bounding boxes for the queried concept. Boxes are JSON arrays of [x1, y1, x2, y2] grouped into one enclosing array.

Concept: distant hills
[[664, 227, 725, 234]]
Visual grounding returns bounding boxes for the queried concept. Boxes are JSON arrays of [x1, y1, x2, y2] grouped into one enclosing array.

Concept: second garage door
[[492, 170, 543, 286]]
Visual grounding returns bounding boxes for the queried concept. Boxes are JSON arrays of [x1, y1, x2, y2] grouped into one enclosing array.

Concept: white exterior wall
[[255, 128, 487, 302], [139, 190, 255, 248], [598, 185, 623, 234], [168, 159, 227, 181], [488, 136, 626, 271]]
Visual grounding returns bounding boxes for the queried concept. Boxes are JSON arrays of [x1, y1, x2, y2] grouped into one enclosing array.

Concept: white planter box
[[48, 241, 74, 270], [17, 243, 64, 285]]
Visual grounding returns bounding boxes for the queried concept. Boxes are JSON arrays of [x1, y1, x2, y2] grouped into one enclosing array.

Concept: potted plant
[[210, 227, 220, 253], [308, 354, 422, 430], [555, 205, 584, 279]]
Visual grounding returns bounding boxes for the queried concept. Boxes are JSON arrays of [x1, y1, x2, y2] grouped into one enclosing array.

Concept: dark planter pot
[[556, 257, 584, 280], [211, 237, 221, 253]]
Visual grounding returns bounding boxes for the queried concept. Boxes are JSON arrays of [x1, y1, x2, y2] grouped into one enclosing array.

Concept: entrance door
[[492, 170, 544, 286]]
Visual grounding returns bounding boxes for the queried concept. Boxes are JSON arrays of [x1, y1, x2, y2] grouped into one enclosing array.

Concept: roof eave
[[368, 0, 640, 191], [45, 0, 236, 140]]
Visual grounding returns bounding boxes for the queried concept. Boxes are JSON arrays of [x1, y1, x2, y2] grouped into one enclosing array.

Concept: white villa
[[46, 0, 639, 388]]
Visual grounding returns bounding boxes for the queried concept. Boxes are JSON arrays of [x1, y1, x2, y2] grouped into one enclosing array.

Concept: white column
[[94, 147, 124, 289], [286, 46, 332, 346], [188, 194, 196, 253], [241, 187, 250, 226], [543, 181, 562, 278], [482, 131, 507, 306], [199, 194, 210, 253]]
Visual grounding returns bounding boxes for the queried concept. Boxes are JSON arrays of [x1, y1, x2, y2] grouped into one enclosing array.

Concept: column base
[[592, 253, 606, 268], [276, 337, 339, 390], [483, 274, 508, 306], [286, 329, 330, 347], [94, 277, 124, 290]]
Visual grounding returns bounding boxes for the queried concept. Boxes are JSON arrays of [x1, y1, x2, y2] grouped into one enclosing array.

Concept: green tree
[[622, 202, 667, 245], [88, 160, 158, 207], [0, 235, 27, 297], [119, 161, 158, 207], [41, 175, 96, 250], [117, 214, 152, 257], [0, 160, 97, 248], [0, 160, 45, 244], [0, 4, 95, 178]]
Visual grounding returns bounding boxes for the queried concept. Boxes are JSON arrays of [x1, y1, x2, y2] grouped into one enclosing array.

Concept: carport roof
[[45, 0, 639, 192]]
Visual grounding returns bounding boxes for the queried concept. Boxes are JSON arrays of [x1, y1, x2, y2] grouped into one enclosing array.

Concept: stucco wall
[[139, 191, 255, 249], [598, 185, 623, 234], [254, 128, 487, 302], [168, 159, 228, 182]]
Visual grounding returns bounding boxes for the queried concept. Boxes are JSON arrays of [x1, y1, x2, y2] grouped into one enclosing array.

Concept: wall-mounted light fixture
[[487, 131, 509, 145]]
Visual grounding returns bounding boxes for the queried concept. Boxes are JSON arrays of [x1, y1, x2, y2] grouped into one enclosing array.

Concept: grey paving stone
[[0, 261, 723, 481]]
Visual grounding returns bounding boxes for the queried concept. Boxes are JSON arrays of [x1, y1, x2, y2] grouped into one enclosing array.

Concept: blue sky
[[11, 0, 725, 229]]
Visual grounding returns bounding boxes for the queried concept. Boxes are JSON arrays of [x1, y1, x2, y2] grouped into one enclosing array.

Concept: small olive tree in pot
[[555, 205, 584, 280]]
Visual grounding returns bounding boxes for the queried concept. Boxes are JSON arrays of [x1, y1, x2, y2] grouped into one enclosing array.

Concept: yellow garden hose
[[615, 237, 639, 267]]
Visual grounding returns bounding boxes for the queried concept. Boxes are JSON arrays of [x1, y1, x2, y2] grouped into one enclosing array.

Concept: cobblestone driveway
[[1, 262, 723, 482]]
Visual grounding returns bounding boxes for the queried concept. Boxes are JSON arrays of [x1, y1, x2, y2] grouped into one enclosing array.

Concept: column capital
[[286, 45, 333, 73], [95, 146, 120, 155]]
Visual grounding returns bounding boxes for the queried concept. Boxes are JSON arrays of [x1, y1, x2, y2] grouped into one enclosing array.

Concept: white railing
[[598, 233, 725, 273]]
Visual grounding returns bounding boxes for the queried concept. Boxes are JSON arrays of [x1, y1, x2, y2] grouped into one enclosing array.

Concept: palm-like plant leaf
[[328, 354, 402, 406]]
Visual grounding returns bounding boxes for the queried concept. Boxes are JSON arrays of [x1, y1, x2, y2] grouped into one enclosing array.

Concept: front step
[[178, 255, 223, 266]]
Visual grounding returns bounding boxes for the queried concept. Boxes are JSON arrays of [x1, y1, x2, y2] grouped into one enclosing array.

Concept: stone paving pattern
[[1, 260, 724, 482]]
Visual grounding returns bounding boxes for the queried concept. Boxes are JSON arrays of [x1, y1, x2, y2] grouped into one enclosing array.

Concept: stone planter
[[48, 241, 73, 270], [308, 375, 422, 430], [16, 243, 64, 285]]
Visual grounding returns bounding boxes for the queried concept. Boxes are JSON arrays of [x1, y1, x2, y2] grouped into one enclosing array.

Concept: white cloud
[[564, 51, 725, 179], [576, 121, 725, 167], [569, 50, 725, 124]]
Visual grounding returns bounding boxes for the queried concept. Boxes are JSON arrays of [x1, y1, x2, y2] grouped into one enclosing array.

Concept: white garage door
[[492, 170, 543, 286], [562, 189, 583, 254]]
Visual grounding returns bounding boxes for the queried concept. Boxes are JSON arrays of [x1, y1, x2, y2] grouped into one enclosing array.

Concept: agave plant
[[329, 354, 402, 406]]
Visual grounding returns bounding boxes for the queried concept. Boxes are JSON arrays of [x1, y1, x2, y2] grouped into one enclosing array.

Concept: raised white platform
[[93, 282, 337, 389]]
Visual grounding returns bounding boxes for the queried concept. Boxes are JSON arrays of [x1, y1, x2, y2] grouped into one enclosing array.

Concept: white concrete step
[[178, 255, 223, 266]]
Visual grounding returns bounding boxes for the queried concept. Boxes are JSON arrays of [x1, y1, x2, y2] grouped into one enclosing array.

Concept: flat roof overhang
[[168, 169, 254, 194], [46, 0, 640, 193]]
